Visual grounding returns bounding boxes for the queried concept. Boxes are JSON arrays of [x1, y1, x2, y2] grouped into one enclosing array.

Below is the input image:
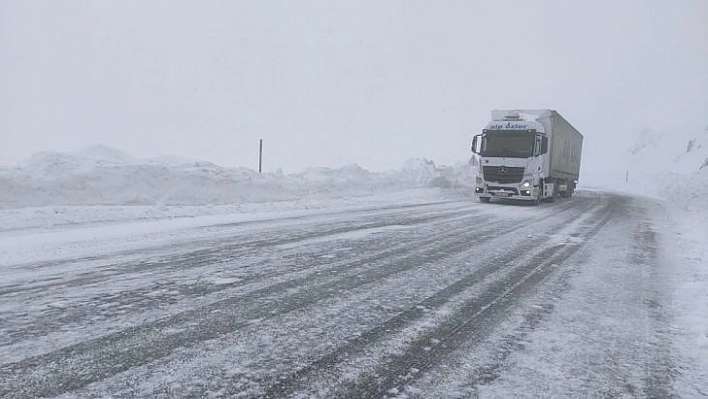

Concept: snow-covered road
[[0, 190, 694, 397]]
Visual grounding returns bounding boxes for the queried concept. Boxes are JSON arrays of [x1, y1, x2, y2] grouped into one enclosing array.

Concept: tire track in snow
[[439, 195, 678, 398], [0, 202, 475, 297], [0, 206, 481, 360], [0, 201, 525, 397], [0, 206, 476, 346], [256, 197, 609, 397], [0, 197, 586, 398], [632, 220, 677, 398], [432, 196, 627, 396], [69, 198, 595, 398], [323, 196, 619, 398]]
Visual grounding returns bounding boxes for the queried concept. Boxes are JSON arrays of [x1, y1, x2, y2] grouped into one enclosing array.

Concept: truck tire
[[480, 197, 490, 203], [559, 180, 570, 198], [532, 187, 541, 206], [534, 179, 543, 205]]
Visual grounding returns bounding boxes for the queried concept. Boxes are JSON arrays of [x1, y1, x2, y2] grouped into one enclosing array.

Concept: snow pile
[[624, 126, 708, 209], [394, 158, 477, 189], [0, 146, 459, 209], [623, 126, 708, 393]]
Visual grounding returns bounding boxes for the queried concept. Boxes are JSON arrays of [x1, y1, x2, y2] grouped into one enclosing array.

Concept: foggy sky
[[1, 1, 707, 182]]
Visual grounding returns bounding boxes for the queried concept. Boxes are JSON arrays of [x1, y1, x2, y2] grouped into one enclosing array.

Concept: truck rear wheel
[[567, 181, 576, 198]]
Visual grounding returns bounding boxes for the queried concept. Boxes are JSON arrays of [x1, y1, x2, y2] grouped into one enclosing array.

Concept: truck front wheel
[[533, 180, 543, 205], [480, 197, 490, 203]]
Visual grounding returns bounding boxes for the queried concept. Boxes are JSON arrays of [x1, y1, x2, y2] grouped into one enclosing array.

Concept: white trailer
[[471, 109, 583, 204]]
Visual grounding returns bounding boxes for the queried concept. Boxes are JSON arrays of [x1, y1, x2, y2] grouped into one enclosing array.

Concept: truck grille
[[482, 166, 525, 184], [487, 186, 519, 195]]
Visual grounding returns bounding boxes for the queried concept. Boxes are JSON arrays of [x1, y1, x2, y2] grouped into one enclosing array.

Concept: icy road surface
[[0, 191, 684, 397]]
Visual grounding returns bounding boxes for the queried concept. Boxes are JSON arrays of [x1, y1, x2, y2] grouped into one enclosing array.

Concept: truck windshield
[[481, 131, 535, 158]]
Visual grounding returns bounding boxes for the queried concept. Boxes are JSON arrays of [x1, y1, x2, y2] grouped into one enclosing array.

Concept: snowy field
[[0, 143, 706, 397]]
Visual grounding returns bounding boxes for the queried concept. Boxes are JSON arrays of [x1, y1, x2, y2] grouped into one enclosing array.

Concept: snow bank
[[0, 146, 465, 210], [621, 126, 708, 394], [0, 145, 477, 231], [623, 126, 708, 207]]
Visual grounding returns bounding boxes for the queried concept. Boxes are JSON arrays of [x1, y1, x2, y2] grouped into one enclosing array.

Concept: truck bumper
[[476, 185, 538, 201]]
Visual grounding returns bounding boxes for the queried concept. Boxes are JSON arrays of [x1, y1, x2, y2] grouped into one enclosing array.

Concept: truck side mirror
[[471, 136, 478, 154], [541, 137, 549, 154]]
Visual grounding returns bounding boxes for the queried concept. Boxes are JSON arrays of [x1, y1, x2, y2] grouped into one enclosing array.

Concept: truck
[[470, 109, 583, 204]]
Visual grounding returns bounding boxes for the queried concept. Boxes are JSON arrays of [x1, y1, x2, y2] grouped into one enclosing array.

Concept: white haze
[[0, 130, 706, 395], [1, 0, 707, 180]]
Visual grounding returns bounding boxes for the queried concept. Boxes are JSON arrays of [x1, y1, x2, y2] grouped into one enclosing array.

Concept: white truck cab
[[471, 110, 582, 204]]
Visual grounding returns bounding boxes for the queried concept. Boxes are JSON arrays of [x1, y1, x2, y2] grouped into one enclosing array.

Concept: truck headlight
[[521, 179, 532, 188]]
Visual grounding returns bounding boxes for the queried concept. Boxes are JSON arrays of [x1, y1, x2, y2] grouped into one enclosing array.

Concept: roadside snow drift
[[0, 145, 471, 210]]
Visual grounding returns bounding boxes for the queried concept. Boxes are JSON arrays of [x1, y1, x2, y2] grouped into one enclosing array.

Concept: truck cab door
[[529, 135, 545, 177], [534, 136, 542, 157]]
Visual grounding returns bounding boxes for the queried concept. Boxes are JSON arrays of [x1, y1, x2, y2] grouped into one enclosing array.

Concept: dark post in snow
[[625, 170, 629, 183], [259, 139, 263, 173]]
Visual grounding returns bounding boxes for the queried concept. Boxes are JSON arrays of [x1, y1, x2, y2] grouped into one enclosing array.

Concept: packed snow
[[596, 126, 708, 395], [0, 134, 706, 396]]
